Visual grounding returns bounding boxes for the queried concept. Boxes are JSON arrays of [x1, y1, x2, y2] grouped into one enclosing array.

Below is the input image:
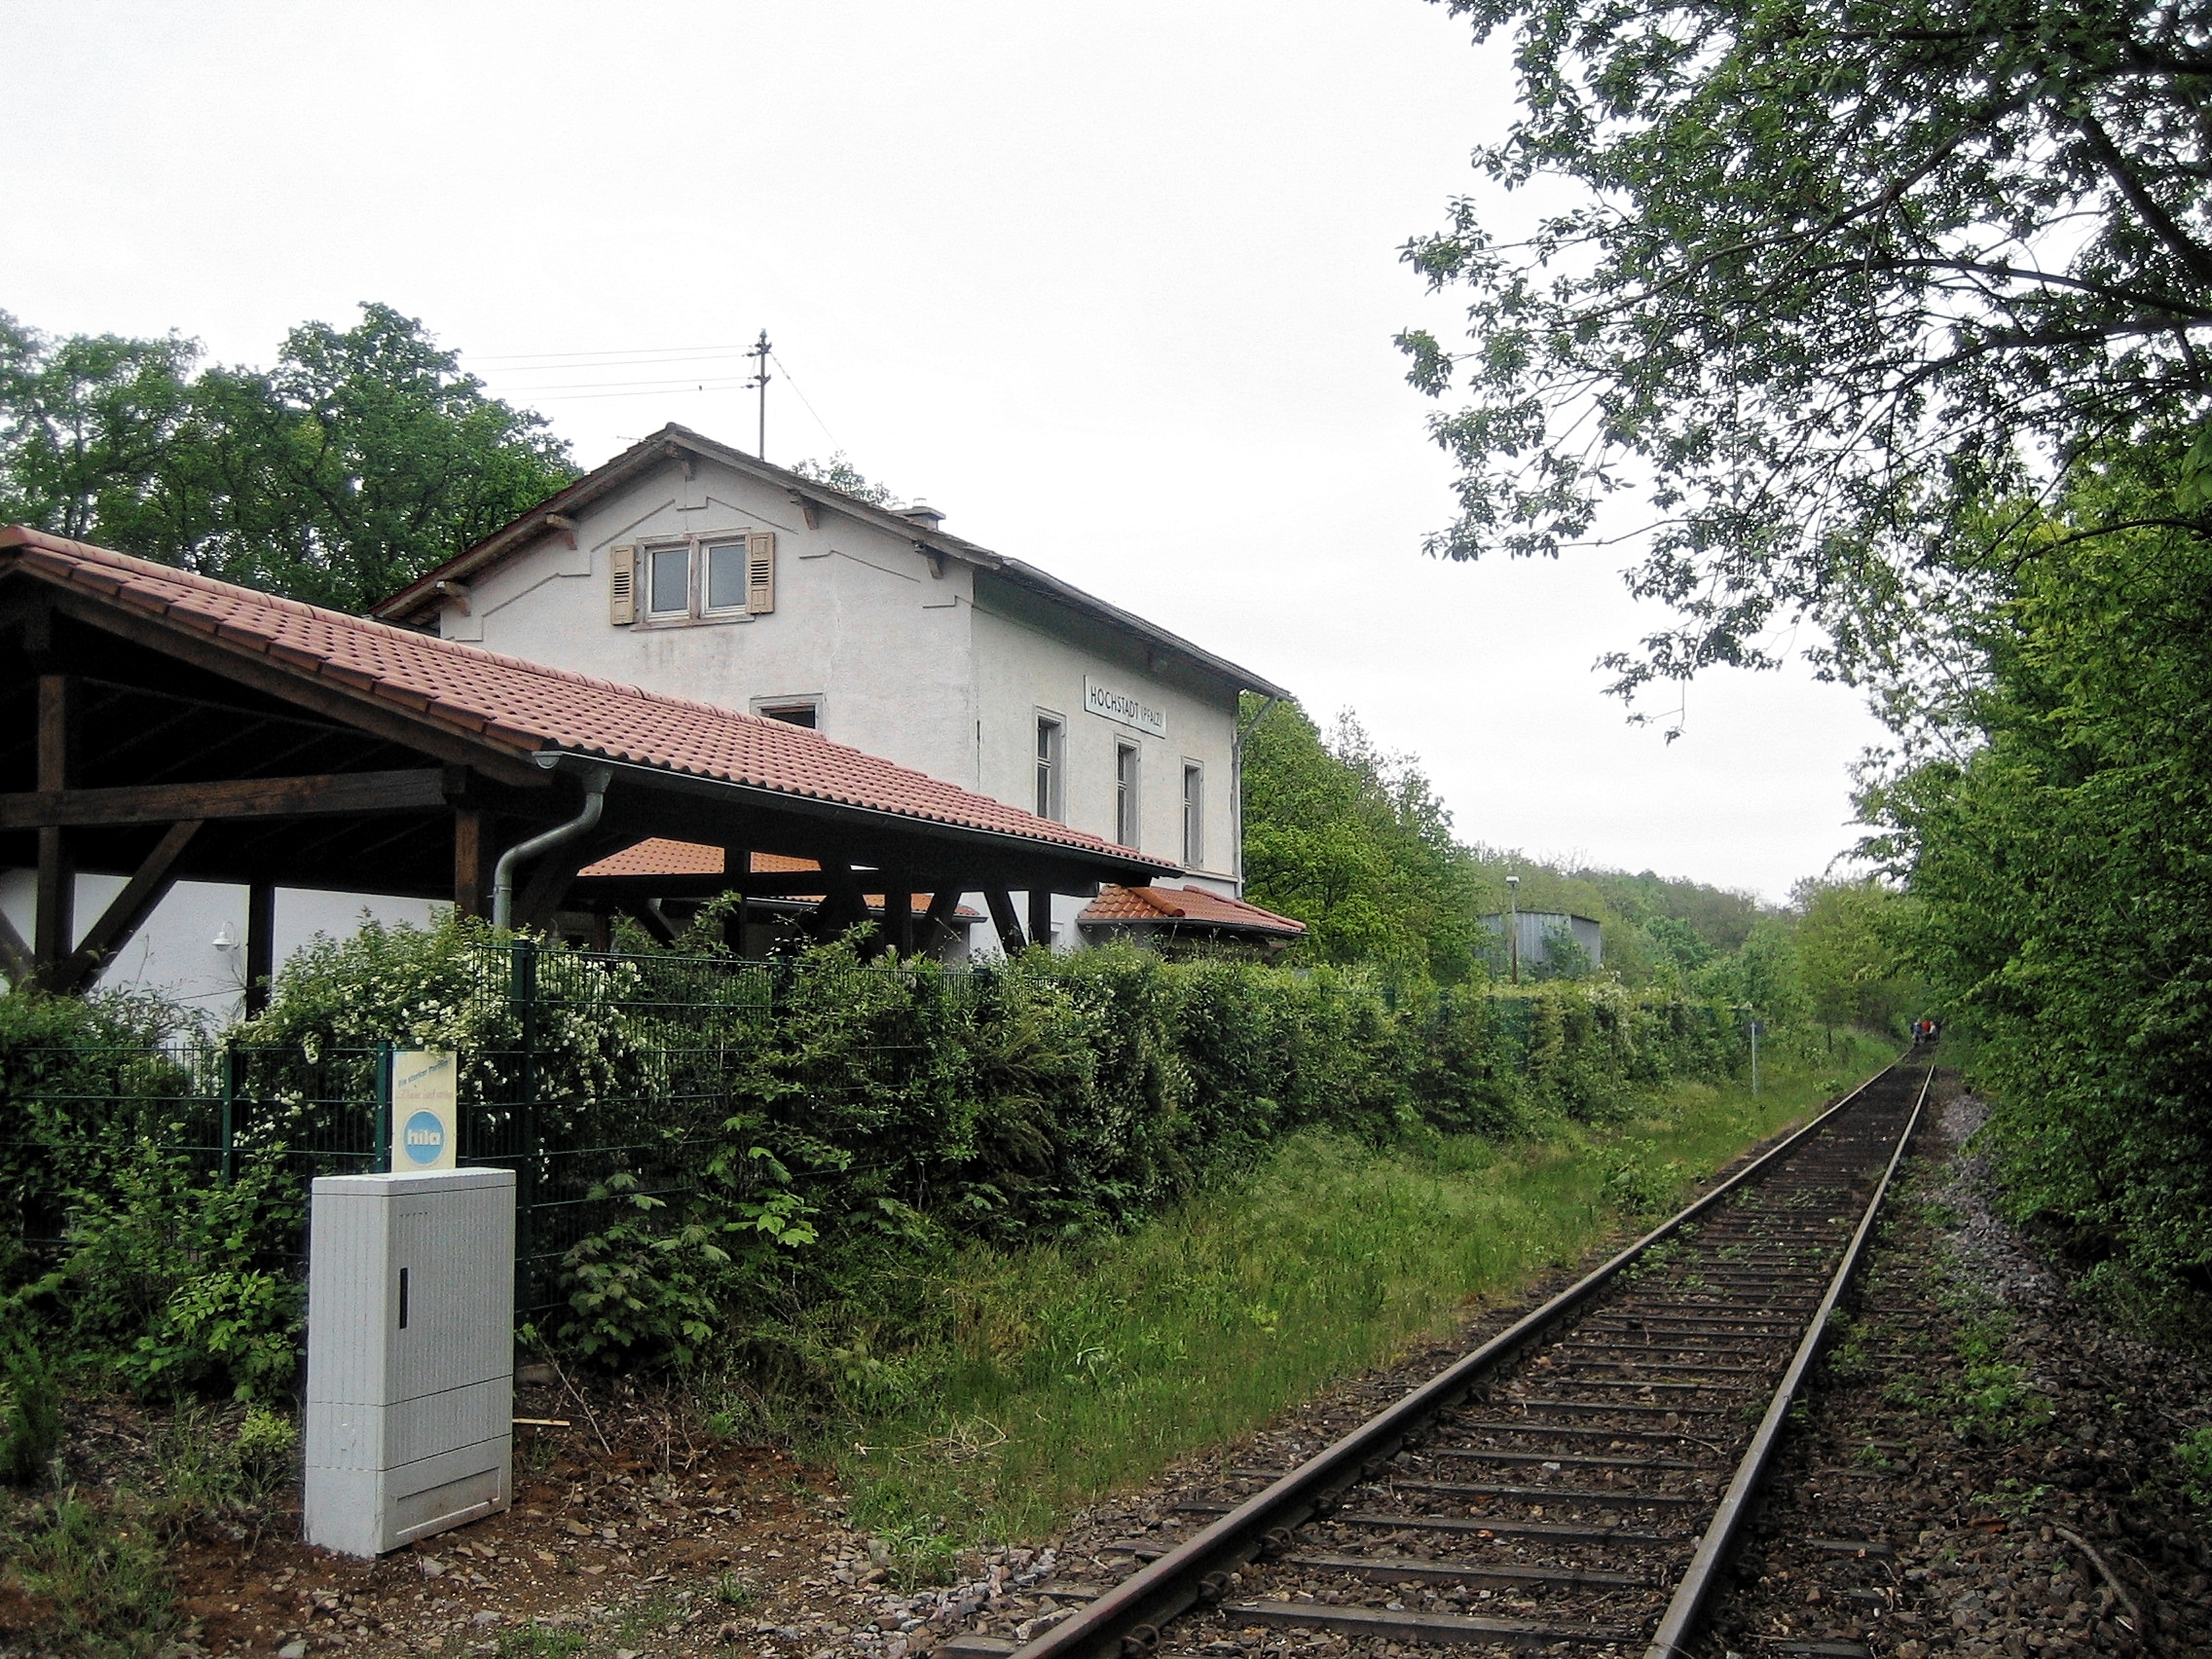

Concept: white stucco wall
[[440, 455, 982, 791], [968, 599, 1238, 881], [1, 870, 440, 1024], [440, 451, 1251, 917]]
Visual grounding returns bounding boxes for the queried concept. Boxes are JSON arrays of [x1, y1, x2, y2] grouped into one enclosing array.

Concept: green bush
[[3, 916, 1757, 1390], [1, 1326, 63, 1485]]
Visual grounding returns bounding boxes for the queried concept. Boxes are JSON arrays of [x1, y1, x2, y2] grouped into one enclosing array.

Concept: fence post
[[219, 1042, 238, 1186], [512, 939, 539, 1317], [375, 1043, 394, 1173]]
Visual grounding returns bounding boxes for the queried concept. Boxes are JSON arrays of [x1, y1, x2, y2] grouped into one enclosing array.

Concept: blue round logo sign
[[401, 1109, 446, 1165]]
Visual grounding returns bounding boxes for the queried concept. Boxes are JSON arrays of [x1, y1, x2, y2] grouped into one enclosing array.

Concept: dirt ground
[[11, 1067, 2210, 1659]]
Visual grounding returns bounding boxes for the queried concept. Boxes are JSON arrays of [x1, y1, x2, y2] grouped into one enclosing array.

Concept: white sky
[[0, 0, 1888, 902]]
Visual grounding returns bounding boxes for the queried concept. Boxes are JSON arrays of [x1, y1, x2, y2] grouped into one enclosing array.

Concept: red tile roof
[[1078, 884, 1307, 938], [1, 526, 1168, 870], [576, 840, 977, 919]]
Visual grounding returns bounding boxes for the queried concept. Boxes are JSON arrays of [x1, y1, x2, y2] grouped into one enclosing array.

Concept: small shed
[[1481, 910, 1604, 976], [1076, 884, 1307, 954]]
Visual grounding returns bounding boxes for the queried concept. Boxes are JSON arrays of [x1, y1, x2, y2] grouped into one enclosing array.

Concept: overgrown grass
[[834, 1033, 1896, 1542]]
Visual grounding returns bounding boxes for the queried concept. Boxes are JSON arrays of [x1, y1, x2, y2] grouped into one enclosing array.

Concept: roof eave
[[370, 426, 1295, 699]]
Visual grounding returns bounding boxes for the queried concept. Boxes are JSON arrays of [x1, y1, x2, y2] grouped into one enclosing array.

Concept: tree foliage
[[1871, 451, 2212, 1292], [1402, 0, 2212, 720], [0, 303, 577, 612]]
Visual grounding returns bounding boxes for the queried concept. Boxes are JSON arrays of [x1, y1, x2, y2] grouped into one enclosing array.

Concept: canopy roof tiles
[[1078, 883, 1307, 939], [0, 527, 1164, 869]]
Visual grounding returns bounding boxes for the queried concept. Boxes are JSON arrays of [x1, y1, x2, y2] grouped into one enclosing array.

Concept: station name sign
[[1085, 677, 1167, 738]]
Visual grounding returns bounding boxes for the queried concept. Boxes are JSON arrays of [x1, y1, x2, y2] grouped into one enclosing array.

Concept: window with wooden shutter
[[608, 544, 637, 624], [745, 531, 776, 613]]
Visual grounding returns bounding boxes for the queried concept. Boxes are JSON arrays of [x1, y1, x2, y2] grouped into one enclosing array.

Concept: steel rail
[[1641, 1064, 1933, 1659], [1009, 1062, 1905, 1659]]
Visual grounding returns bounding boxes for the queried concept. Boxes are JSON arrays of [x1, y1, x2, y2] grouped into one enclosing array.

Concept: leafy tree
[[1790, 879, 1922, 1035], [791, 452, 902, 508], [0, 303, 576, 612], [1400, 0, 2212, 725], [1869, 452, 2212, 1291], [1239, 699, 1488, 978]]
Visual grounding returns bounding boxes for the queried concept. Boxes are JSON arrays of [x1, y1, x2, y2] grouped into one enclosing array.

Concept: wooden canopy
[[0, 527, 1175, 995]]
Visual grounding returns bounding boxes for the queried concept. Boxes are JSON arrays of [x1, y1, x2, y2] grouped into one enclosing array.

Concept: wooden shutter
[[745, 531, 776, 614], [608, 544, 637, 624]]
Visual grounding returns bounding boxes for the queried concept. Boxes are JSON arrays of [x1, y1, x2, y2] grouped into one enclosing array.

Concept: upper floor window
[[1036, 715, 1065, 821], [1115, 742, 1140, 847], [756, 699, 819, 729], [648, 543, 691, 617], [611, 533, 776, 624], [1182, 761, 1203, 866]]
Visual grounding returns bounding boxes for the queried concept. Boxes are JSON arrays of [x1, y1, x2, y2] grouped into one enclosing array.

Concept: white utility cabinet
[[304, 1166, 515, 1557]]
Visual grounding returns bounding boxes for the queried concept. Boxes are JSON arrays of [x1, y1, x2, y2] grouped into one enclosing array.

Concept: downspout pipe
[[492, 763, 612, 933], [1230, 694, 1278, 895]]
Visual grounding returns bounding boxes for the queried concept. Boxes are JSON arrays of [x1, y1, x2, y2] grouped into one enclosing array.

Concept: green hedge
[[1, 920, 1751, 1396]]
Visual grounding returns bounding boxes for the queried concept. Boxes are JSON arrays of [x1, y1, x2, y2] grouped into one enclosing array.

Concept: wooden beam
[[921, 889, 960, 951], [515, 837, 604, 935], [454, 809, 488, 918], [45, 821, 203, 995], [1027, 887, 1054, 952], [35, 583, 549, 787], [889, 872, 915, 957], [0, 905, 28, 985], [0, 768, 451, 830], [244, 880, 276, 1017], [33, 675, 74, 971], [620, 899, 677, 946], [984, 888, 1027, 954]]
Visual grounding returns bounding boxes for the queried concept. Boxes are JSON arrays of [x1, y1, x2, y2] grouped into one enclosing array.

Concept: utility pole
[[745, 330, 773, 459], [1506, 873, 1521, 985]]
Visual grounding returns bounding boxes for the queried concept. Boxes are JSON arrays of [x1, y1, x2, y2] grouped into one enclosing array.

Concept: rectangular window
[[1182, 761, 1203, 866], [1035, 715, 1064, 821], [647, 543, 691, 616], [757, 701, 818, 729], [1115, 742, 1140, 847], [704, 540, 751, 612]]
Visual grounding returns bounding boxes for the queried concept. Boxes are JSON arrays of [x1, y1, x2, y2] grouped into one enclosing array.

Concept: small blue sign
[[401, 1109, 447, 1166]]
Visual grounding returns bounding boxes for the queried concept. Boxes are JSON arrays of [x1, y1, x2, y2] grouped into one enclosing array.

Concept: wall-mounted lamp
[[212, 924, 238, 952]]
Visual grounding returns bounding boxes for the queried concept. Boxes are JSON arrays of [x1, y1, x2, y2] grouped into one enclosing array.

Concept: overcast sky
[[1, 0, 1889, 902]]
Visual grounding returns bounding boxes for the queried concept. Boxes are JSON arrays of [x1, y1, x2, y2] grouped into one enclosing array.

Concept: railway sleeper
[[1368, 1477, 1699, 1506], [1216, 1599, 1638, 1648], [1278, 1552, 1649, 1591]]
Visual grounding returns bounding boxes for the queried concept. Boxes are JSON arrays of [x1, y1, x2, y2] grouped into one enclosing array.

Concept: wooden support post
[[921, 890, 960, 952], [1028, 886, 1054, 952], [887, 870, 915, 958], [0, 905, 29, 985], [244, 880, 276, 1017], [45, 820, 203, 995], [620, 899, 677, 946], [516, 839, 601, 935], [721, 848, 750, 956], [33, 675, 73, 972], [588, 911, 613, 954], [453, 808, 487, 919], [983, 888, 1027, 954]]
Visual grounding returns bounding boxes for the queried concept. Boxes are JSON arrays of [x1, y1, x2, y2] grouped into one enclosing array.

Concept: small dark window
[[1115, 743, 1140, 847], [1035, 716, 1064, 821], [1182, 762, 1203, 866], [758, 702, 817, 729]]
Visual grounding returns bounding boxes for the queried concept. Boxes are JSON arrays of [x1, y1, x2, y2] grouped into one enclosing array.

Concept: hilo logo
[[402, 1110, 446, 1166]]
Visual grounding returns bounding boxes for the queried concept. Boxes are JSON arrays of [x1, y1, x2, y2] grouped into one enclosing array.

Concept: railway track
[[964, 1062, 1932, 1659]]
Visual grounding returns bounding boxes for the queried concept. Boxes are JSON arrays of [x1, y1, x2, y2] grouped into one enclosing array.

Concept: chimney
[[899, 501, 946, 533]]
